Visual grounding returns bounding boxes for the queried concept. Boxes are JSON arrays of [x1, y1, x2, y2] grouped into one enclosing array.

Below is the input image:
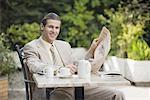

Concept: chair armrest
[[24, 79, 35, 83]]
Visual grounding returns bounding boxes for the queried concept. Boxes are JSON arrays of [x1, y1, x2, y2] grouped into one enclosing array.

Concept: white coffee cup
[[78, 60, 91, 79], [59, 67, 71, 76], [46, 67, 54, 78]]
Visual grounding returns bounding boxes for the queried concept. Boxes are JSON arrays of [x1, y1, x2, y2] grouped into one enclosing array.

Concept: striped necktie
[[50, 44, 56, 65], [50, 44, 64, 66]]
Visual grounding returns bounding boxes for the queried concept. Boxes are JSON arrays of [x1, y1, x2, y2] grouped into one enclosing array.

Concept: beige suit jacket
[[24, 38, 73, 73], [23, 38, 74, 100]]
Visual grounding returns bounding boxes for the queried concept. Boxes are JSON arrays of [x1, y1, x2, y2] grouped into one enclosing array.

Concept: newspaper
[[94, 26, 111, 59]]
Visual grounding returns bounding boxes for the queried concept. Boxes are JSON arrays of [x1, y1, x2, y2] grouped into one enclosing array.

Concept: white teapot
[[78, 60, 91, 78]]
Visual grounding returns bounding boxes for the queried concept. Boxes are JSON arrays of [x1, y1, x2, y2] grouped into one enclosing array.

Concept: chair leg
[[46, 88, 54, 100], [25, 83, 30, 100], [29, 85, 33, 100], [75, 87, 84, 100]]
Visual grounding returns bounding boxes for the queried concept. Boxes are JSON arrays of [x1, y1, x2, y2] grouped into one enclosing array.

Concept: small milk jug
[[78, 60, 91, 78]]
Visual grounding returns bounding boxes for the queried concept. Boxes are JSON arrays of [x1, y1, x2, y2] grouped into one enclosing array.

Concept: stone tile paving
[[9, 71, 25, 100], [118, 86, 150, 100]]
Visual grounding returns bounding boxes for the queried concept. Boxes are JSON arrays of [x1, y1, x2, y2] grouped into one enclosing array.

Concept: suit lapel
[[35, 39, 72, 66], [36, 39, 52, 64], [54, 41, 69, 66]]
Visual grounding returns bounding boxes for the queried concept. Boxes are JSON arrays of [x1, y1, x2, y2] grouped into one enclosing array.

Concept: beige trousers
[[50, 87, 125, 100]]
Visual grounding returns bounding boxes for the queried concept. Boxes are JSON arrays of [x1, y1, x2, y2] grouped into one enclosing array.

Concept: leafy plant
[[0, 33, 16, 76], [60, 0, 99, 48], [98, 6, 149, 60], [117, 22, 144, 58], [97, 9, 125, 56], [127, 39, 150, 60], [5, 22, 40, 50]]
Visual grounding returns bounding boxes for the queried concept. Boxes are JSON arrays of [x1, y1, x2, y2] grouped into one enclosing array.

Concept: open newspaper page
[[87, 26, 111, 74], [94, 26, 111, 59], [94, 27, 123, 77]]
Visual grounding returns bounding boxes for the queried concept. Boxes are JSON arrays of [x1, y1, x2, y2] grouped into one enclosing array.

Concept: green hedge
[[5, 22, 40, 50]]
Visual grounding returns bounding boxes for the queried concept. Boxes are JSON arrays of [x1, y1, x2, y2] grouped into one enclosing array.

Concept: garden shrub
[[5, 22, 40, 50]]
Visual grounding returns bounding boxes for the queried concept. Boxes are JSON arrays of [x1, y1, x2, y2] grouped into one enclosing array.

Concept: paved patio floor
[[8, 86, 150, 100], [117, 86, 150, 100]]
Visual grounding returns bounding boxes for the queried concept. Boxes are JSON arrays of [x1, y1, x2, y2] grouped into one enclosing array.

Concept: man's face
[[41, 19, 61, 43]]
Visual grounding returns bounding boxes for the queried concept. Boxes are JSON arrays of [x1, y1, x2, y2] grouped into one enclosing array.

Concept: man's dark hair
[[41, 12, 61, 26]]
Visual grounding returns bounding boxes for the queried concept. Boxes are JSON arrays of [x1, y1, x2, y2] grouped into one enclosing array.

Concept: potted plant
[[0, 33, 16, 100], [125, 39, 150, 83], [105, 25, 150, 83], [116, 22, 150, 83], [102, 7, 150, 85]]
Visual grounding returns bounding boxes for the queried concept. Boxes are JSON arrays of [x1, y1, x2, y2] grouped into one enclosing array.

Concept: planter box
[[104, 56, 150, 83], [103, 56, 127, 76], [0, 76, 8, 100], [125, 59, 150, 82]]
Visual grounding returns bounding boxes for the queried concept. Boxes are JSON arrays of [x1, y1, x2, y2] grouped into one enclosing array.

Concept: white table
[[33, 74, 130, 100]]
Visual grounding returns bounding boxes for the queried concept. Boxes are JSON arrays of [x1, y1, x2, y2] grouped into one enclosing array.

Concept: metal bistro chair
[[15, 44, 34, 100]]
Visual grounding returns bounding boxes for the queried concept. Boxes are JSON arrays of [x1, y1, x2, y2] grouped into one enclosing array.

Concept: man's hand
[[66, 64, 77, 74], [90, 38, 101, 50], [85, 38, 101, 59], [90, 30, 108, 51]]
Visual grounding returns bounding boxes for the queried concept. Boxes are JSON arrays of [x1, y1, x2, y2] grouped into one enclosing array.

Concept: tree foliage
[[1, 0, 150, 60], [98, 4, 150, 59], [60, 0, 96, 48], [0, 0, 72, 32], [5, 22, 40, 50]]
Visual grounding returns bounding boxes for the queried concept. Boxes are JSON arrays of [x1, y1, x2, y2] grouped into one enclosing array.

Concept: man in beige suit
[[24, 12, 125, 100]]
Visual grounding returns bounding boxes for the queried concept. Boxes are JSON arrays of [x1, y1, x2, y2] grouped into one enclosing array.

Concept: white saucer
[[56, 74, 72, 78], [37, 72, 46, 75]]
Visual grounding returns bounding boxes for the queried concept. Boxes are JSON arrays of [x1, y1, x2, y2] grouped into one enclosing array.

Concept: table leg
[[46, 88, 54, 100], [75, 87, 84, 100]]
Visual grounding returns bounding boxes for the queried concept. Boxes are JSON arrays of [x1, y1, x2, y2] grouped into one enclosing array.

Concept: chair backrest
[[15, 44, 34, 100], [15, 45, 27, 79]]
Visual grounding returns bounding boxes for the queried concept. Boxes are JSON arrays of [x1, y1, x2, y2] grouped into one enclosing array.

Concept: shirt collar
[[40, 37, 54, 50]]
